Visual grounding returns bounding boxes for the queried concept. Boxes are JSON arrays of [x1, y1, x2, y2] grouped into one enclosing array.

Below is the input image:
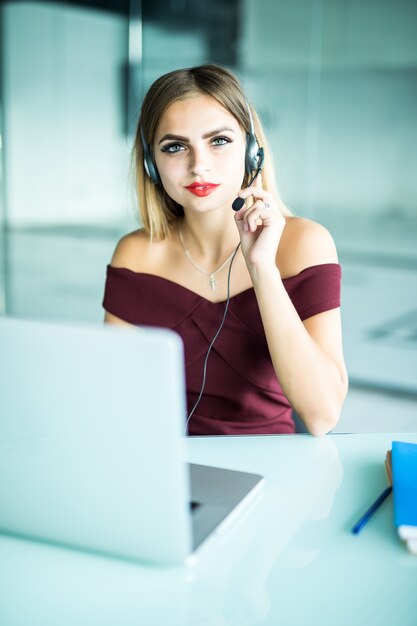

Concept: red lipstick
[[185, 182, 219, 197]]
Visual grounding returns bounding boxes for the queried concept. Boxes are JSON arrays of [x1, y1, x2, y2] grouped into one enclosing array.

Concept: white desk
[[1, 433, 417, 626]]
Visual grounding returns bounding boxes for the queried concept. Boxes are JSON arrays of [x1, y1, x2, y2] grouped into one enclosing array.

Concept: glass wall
[[1, 0, 416, 412], [233, 0, 417, 396], [0, 0, 133, 320]]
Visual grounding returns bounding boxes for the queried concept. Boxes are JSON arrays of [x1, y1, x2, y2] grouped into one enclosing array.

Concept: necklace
[[178, 223, 237, 291]]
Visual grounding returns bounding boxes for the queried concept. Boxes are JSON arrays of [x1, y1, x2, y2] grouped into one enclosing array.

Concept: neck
[[179, 212, 240, 263]]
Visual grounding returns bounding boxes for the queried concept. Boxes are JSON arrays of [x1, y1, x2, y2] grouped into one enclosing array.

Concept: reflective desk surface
[[1, 432, 417, 626]]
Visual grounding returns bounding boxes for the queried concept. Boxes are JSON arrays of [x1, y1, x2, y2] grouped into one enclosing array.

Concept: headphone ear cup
[[245, 132, 261, 174], [143, 153, 161, 185], [140, 126, 161, 185], [143, 150, 161, 185]]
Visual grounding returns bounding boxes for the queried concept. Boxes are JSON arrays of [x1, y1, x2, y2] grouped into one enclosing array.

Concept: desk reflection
[[187, 436, 343, 625]]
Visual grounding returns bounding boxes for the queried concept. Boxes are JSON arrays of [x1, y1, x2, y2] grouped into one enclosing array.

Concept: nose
[[189, 146, 210, 176]]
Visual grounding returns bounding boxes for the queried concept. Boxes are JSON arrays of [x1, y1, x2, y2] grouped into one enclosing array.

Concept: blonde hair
[[133, 64, 291, 240]]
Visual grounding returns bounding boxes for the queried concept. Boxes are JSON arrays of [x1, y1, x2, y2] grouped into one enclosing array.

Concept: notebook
[[391, 440, 417, 555], [0, 316, 264, 566]]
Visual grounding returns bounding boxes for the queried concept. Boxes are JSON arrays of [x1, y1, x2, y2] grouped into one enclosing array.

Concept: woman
[[103, 63, 348, 436]]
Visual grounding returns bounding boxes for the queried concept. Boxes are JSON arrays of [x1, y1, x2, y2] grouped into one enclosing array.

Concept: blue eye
[[161, 143, 185, 153], [212, 136, 231, 146]]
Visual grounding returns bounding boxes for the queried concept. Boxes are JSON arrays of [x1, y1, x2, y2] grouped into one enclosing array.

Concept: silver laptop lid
[[0, 317, 192, 565]]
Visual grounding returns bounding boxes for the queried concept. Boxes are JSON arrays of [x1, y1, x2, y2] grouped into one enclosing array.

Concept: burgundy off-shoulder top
[[103, 263, 341, 435]]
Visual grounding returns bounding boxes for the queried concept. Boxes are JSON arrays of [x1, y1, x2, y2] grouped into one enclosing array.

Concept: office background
[[0, 0, 416, 432]]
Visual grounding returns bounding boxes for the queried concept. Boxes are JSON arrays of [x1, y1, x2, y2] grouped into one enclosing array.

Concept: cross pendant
[[210, 275, 217, 290]]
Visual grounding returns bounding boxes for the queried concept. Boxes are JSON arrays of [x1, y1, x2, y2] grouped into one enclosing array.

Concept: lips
[[184, 182, 220, 197]]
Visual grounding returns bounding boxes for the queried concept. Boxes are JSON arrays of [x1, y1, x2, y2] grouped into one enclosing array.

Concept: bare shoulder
[[110, 229, 160, 272], [277, 216, 338, 278]]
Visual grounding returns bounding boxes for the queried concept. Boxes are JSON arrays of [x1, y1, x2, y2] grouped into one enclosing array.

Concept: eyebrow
[[158, 127, 236, 144]]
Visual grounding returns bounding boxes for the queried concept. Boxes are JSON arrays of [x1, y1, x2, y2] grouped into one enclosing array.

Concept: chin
[[189, 201, 234, 215], [182, 193, 238, 214]]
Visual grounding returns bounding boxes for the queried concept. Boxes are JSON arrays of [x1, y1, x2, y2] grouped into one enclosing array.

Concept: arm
[[250, 253, 348, 436], [235, 190, 348, 436], [103, 231, 141, 328]]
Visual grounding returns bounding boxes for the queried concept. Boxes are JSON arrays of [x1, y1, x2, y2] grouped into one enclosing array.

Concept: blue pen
[[351, 486, 393, 535]]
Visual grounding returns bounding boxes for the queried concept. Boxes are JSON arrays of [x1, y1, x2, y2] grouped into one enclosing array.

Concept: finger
[[234, 208, 250, 233], [244, 200, 268, 232], [234, 203, 261, 232], [234, 203, 246, 221], [237, 184, 270, 201], [235, 198, 269, 223]]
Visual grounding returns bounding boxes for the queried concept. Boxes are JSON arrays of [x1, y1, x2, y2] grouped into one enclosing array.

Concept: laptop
[[0, 316, 264, 566]]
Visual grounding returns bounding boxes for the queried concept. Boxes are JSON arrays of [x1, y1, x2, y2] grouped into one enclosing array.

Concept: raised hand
[[233, 175, 285, 271]]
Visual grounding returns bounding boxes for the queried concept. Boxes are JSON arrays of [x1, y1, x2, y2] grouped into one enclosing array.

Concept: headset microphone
[[232, 147, 265, 211]]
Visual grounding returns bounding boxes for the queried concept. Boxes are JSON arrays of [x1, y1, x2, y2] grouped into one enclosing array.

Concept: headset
[[244, 103, 263, 174], [140, 125, 162, 185], [140, 101, 263, 187]]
